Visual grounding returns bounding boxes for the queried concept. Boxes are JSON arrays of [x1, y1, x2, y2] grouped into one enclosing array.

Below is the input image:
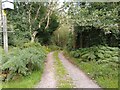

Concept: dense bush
[[70, 45, 119, 65], [70, 50, 80, 58], [1, 43, 47, 81]]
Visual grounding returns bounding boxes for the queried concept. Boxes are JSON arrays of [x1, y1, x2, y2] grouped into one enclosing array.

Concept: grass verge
[[2, 70, 42, 88], [63, 50, 118, 88], [54, 51, 75, 88]]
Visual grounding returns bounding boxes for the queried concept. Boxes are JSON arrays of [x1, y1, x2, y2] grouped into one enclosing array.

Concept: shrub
[[1, 44, 47, 81], [23, 42, 42, 48], [69, 45, 119, 64], [70, 50, 80, 58]]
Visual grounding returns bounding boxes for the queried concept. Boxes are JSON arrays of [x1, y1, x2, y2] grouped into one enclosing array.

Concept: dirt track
[[36, 51, 101, 88], [58, 52, 101, 88], [35, 52, 56, 88]]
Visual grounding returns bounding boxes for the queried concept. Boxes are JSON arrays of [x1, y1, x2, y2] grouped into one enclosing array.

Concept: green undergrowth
[[2, 70, 42, 88], [64, 45, 118, 88], [54, 51, 74, 88], [1, 43, 47, 88], [48, 45, 62, 51]]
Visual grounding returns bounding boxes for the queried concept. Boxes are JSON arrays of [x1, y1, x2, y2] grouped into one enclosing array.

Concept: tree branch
[[32, 4, 41, 24], [45, 10, 53, 29], [28, 4, 32, 36]]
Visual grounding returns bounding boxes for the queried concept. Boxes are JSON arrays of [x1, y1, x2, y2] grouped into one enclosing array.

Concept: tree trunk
[[31, 36, 35, 43], [80, 32, 83, 48], [73, 32, 76, 49], [31, 31, 38, 43]]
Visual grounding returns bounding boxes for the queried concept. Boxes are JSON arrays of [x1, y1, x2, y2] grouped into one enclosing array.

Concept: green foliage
[[66, 32, 75, 50], [67, 26, 119, 49], [2, 71, 42, 88], [48, 45, 62, 51], [1, 44, 47, 81], [23, 42, 42, 48], [7, 2, 59, 46], [70, 45, 119, 66], [51, 23, 70, 47], [36, 13, 59, 45], [70, 50, 80, 58], [67, 2, 119, 31], [65, 2, 119, 48], [0, 46, 3, 53], [79, 62, 118, 88]]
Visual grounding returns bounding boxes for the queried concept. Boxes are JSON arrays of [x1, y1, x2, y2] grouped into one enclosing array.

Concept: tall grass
[[2, 71, 42, 88]]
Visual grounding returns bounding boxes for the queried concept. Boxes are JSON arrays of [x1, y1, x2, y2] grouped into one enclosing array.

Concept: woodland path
[[35, 52, 56, 88], [35, 51, 101, 88], [58, 52, 101, 88]]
